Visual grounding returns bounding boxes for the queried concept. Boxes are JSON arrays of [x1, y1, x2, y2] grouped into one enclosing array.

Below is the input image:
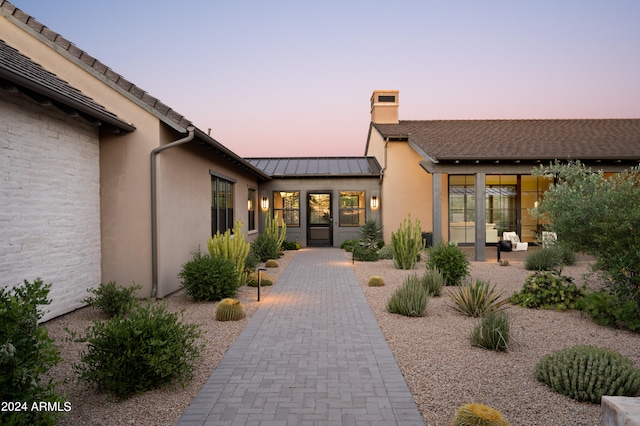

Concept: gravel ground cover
[[42, 248, 640, 425]]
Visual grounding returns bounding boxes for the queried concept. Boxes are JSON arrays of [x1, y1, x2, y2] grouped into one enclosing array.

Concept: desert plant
[[452, 403, 509, 426], [470, 311, 511, 352], [1, 279, 65, 426], [264, 209, 287, 250], [246, 271, 274, 287], [524, 247, 563, 271], [535, 345, 640, 403], [510, 271, 583, 311], [281, 240, 301, 250], [422, 268, 445, 297], [251, 232, 281, 262], [377, 244, 394, 259], [72, 302, 203, 399], [353, 244, 379, 261], [215, 298, 245, 321], [178, 249, 239, 301], [265, 259, 279, 268], [391, 214, 424, 269], [449, 279, 508, 317], [386, 276, 428, 317], [207, 220, 250, 286], [368, 276, 385, 287], [426, 241, 470, 285], [82, 281, 141, 318], [577, 290, 640, 331]]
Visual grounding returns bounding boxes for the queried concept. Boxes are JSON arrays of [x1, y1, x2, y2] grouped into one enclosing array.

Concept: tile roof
[[0, 0, 191, 130], [0, 38, 134, 132], [245, 157, 382, 177], [373, 119, 640, 162]]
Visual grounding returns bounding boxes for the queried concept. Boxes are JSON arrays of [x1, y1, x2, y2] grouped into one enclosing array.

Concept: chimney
[[370, 90, 399, 124]]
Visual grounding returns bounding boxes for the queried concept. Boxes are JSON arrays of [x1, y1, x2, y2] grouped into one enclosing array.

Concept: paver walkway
[[177, 248, 424, 425]]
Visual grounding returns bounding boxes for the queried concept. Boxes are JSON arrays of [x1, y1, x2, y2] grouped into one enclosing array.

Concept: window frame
[[338, 191, 366, 227], [273, 191, 300, 227], [210, 171, 236, 235]]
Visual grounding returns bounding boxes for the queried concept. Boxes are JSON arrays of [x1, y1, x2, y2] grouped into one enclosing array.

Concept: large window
[[449, 175, 475, 243], [248, 188, 256, 231], [339, 191, 365, 226], [520, 175, 553, 242], [211, 174, 234, 235], [485, 175, 517, 237], [273, 191, 300, 227]]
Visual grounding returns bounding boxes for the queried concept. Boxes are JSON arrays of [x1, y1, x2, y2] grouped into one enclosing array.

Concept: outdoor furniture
[[503, 232, 528, 251], [542, 231, 557, 248]]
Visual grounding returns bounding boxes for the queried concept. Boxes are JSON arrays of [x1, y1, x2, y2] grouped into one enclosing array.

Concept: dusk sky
[[10, 1, 640, 157]]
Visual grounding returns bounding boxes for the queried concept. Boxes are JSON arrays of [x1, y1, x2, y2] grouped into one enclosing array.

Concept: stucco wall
[[0, 94, 101, 322]]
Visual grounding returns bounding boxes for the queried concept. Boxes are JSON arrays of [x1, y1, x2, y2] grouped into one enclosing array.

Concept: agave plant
[[448, 279, 508, 317]]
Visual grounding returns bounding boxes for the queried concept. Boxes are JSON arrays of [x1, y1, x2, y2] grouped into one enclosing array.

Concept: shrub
[[368, 276, 385, 287], [215, 298, 245, 321], [1, 279, 65, 426], [82, 281, 141, 318], [422, 268, 445, 297], [378, 244, 394, 259], [264, 209, 287, 251], [244, 249, 261, 274], [251, 232, 281, 262], [426, 241, 470, 285], [178, 249, 239, 301], [524, 248, 562, 271], [387, 276, 428, 317], [449, 279, 508, 317], [353, 244, 379, 262], [207, 220, 250, 286], [452, 403, 509, 426], [510, 271, 583, 311], [535, 345, 640, 403], [470, 311, 510, 352], [391, 214, 424, 269], [72, 302, 202, 399], [577, 291, 640, 331], [265, 259, 279, 268], [281, 240, 300, 250], [340, 239, 358, 251]]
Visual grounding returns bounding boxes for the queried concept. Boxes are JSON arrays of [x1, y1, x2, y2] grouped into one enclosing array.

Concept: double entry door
[[307, 192, 332, 246]]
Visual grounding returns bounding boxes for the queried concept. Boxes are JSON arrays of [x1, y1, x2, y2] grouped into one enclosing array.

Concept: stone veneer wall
[[0, 94, 101, 322]]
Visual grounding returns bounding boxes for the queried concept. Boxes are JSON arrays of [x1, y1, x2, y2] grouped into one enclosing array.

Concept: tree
[[532, 160, 640, 302]]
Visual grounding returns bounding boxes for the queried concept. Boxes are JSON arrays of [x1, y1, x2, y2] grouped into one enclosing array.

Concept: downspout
[[150, 125, 195, 298]]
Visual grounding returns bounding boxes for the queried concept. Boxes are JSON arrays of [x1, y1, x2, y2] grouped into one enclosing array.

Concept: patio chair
[[502, 232, 528, 251], [541, 231, 557, 248]]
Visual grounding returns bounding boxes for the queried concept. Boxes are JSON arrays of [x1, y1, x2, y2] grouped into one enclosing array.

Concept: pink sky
[[10, 0, 640, 157]]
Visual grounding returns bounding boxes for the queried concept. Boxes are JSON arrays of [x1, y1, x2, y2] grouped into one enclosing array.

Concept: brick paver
[[177, 248, 424, 425]]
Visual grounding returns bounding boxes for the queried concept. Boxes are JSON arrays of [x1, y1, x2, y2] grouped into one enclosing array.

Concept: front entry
[[307, 193, 332, 246]]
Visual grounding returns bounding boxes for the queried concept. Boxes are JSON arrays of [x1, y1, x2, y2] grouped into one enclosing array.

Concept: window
[[248, 188, 256, 231], [449, 175, 475, 243], [273, 191, 300, 227], [211, 174, 235, 235], [485, 175, 517, 237], [339, 191, 365, 226]]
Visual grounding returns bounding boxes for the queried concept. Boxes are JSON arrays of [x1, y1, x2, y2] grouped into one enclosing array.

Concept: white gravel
[[43, 249, 640, 425]]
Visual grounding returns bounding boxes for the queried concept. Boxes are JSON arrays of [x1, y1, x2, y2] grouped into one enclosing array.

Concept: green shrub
[[525, 247, 563, 271], [378, 244, 394, 259], [452, 403, 509, 426], [281, 240, 301, 250], [387, 276, 428, 317], [577, 291, 640, 331], [72, 302, 203, 399], [368, 276, 385, 287], [470, 310, 510, 352], [449, 279, 508, 317], [535, 345, 640, 403], [391, 214, 424, 269], [353, 243, 379, 261], [178, 249, 239, 301], [510, 271, 583, 311], [426, 241, 470, 285], [340, 239, 358, 251], [207, 220, 250, 286], [215, 298, 245, 321], [1, 279, 65, 426], [251, 232, 281, 262], [422, 268, 445, 297], [244, 249, 261, 274], [82, 281, 141, 318]]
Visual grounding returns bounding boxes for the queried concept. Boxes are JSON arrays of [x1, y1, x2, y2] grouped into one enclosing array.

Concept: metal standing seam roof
[[373, 119, 640, 162], [0, 38, 135, 132], [245, 157, 382, 177]]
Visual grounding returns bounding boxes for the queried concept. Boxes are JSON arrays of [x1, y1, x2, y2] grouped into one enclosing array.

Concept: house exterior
[[366, 90, 640, 261], [246, 157, 382, 248], [0, 1, 269, 321]]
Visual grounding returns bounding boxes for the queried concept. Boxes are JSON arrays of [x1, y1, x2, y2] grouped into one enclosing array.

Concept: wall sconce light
[[261, 197, 269, 210], [370, 195, 379, 209]]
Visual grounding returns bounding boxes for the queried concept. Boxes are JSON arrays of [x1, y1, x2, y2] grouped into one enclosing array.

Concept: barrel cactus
[[368, 276, 385, 287], [535, 345, 640, 403], [265, 259, 279, 268], [452, 403, 509, 426], [215, 298, 245, 321]]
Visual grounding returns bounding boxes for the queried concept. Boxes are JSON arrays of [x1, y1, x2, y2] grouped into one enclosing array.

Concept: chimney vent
[[370, 90, 399, 124]]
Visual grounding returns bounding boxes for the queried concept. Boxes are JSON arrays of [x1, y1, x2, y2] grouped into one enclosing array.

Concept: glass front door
[[307, 193, 332, 246]]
